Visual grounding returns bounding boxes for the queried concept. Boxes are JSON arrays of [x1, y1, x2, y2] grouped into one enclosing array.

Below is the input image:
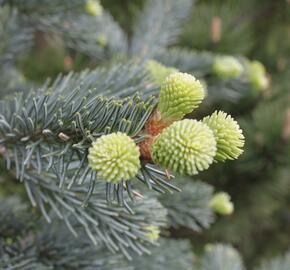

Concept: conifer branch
[[20, 173, 168, 259], [155, 48, 214, 76], [0, 6, 33, 65], [130, 0, 192, 58], [256, 250, 290, 270], [154, 48, 259, 102], [131, 238, 194, 270], [160, 179, 215, 231], [2, 0, 127, 59], [201, 244, 245, 270], [0, 198, 133, 269], [34, 12, 127, 58], [0, 62, 183, 205], [0, 63, 171, 195]]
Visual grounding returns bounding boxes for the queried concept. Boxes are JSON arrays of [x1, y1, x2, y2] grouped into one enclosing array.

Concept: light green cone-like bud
[[146, 60, 178, 85], [203, 111, 244, 162], [209, 192, 234, 215], [152, 119, 216, 175], [88, 132, 140, 183], [157, 72, 205, 123], [213, 56, 243, 79], [85, 0, 103, 16], [145, 225, 160, 242], [247, 60, 269, 91]]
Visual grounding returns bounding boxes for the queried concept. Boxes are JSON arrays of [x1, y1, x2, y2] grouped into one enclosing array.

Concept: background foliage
[[176, 0, 290, 267]]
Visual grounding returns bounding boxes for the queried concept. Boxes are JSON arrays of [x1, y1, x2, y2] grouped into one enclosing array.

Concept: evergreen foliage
[[0, 0, 289, 269]]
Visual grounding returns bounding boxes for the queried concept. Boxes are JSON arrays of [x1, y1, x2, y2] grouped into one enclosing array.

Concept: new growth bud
[[246, 60, 269, 91], [152, 119, 216, 175], [209, 192, 234, 215], [88, 132, 140, 183], [203, 111, 244, 162], [144, 225, 160, 242], [146, 60, 178, 85], [158, 72, 205, 123], [213, 56, 243, 79], [85, 0, 103, 16]]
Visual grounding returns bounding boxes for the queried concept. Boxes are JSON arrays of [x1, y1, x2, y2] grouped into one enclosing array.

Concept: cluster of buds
[[88, 67, 244, 183], [213, 56, 269, 91], [139, 71, 244, 176]]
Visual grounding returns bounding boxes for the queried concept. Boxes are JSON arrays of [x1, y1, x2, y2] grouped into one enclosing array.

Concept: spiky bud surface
[[85, 0, 103, 16], [157, 72, 205, 123], [203, 111, 244, 162], [88, 132, 140, 183], [146, 60, 178, 85], [213, 56, 243, 79], [152, 119, 216, 175], [209, 192, 234, 215], [247, 60, 269, 91], [144, 225, 160, 242]]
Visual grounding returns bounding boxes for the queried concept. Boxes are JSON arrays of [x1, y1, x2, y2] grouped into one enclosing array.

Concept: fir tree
[[0, 0, 288, 269]]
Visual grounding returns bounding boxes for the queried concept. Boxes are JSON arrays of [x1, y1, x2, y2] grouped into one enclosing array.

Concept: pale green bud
[[97, 34, 107, 48], [85, 0, 103, 16], [247, 60, 269, 91], [152, 119, 216, 175], [145, 225, 160, 242], [158, 72, 205, 123], [88, 132, 140, 183], [209, 192, 234, 215], [203, 111, 244, 162], [213, 56, 243, 79], [146, 60, 178, 85]]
